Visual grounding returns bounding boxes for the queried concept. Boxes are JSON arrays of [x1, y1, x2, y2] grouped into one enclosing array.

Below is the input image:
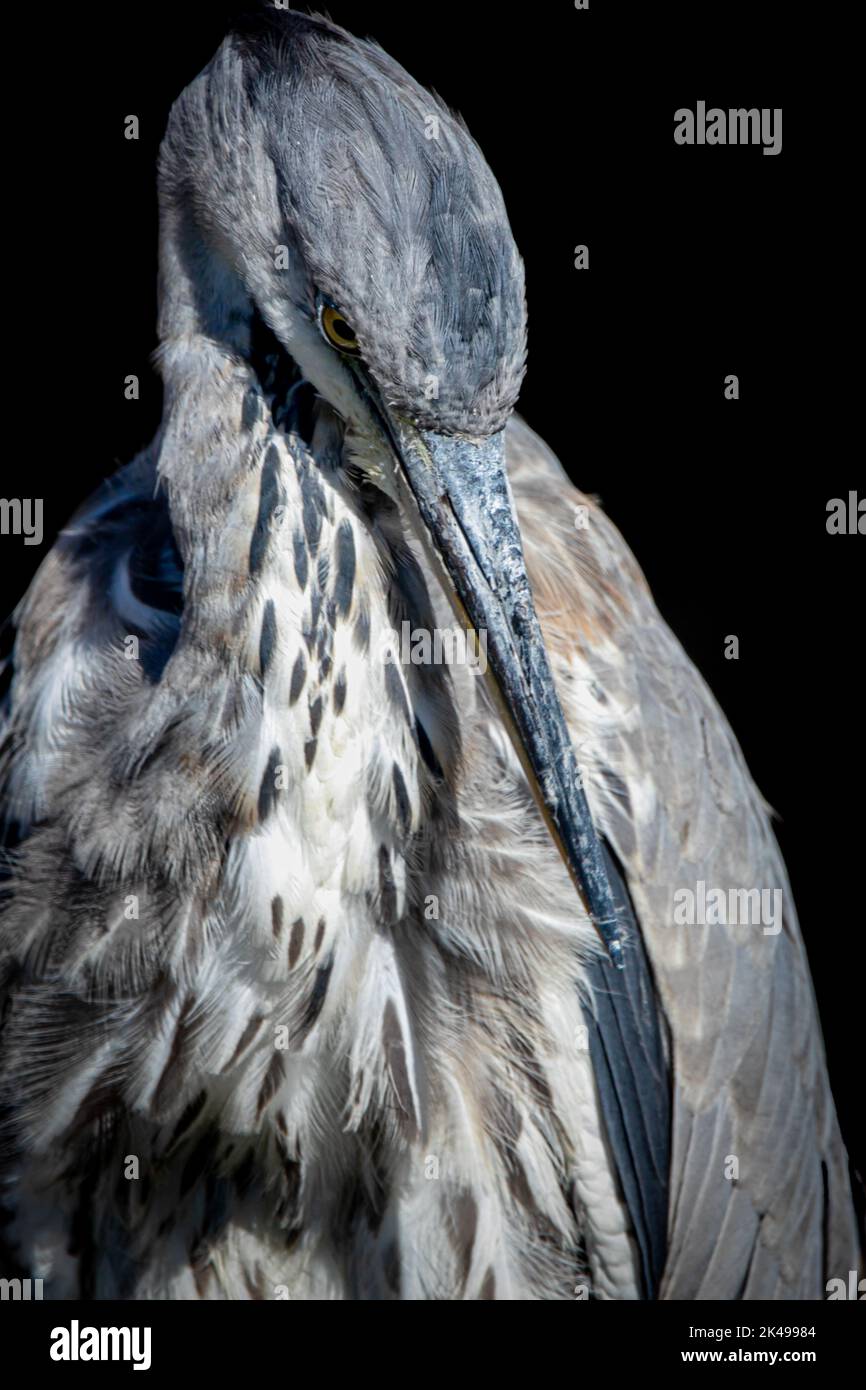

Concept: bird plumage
[[0, 10, 859, 1299]]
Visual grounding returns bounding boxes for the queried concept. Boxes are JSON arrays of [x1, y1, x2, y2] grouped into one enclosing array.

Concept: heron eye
[[321, 306, 360, 354]]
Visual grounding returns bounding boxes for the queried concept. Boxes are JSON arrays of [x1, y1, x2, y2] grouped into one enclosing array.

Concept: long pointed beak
[[390, 421, 624, 969]]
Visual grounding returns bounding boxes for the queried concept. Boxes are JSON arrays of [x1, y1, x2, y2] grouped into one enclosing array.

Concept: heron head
[[158, 11, 622, 966]]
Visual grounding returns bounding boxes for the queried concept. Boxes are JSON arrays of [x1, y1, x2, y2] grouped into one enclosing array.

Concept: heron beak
[[389, 422, 624, 969]]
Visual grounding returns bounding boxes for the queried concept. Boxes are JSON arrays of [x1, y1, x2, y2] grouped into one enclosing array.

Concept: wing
[[505, 414, 861, 1299], [582, 842, 670, 1298], [0, 454, 191, 1291]]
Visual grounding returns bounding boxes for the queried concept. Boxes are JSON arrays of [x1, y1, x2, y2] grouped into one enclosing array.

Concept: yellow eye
[[321, 305, 360, 354]]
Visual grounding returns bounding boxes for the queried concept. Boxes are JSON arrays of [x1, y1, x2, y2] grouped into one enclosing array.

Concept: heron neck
[[153, 330, 436, 913]]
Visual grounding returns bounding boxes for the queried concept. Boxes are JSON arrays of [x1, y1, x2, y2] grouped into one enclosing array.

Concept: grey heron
[[0, 9, 860, 1300]]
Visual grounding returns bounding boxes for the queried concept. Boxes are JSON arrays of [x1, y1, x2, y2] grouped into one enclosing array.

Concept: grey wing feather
[[506, 414, 861, 1299], [583, 841, 671, 1298]]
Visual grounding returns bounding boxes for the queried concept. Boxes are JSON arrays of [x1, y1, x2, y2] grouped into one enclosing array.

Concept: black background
[[4, 3, 862, 1189]]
